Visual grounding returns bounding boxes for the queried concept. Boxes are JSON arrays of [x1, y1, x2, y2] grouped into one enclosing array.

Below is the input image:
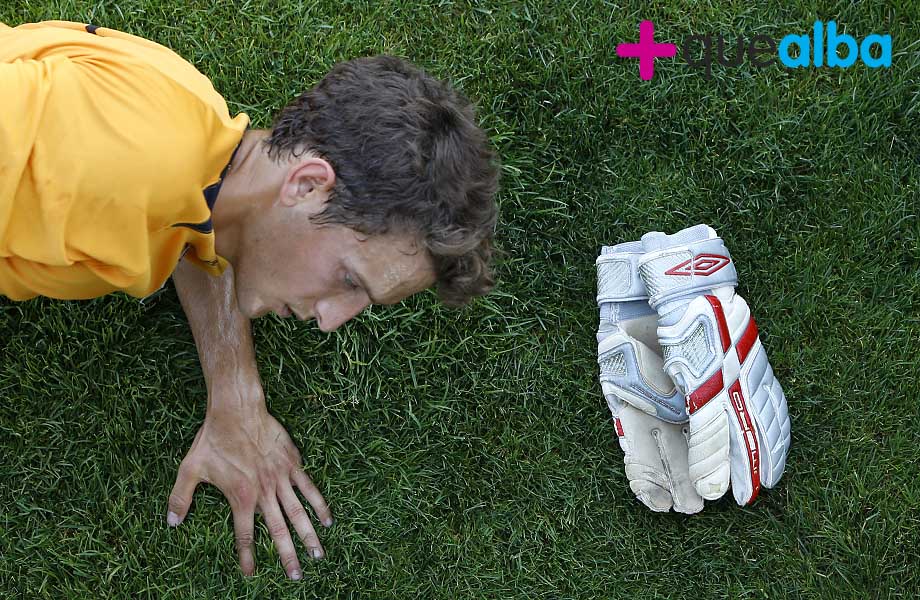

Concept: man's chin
[[236, 290, 265, 319], [249, 304, 273, 319]]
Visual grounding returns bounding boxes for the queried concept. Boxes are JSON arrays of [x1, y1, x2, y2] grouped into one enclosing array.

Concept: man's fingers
[[278, 483, 324, 560], [232, 501, 257, 577], [260, 496, 303, 580], [166, 461, 201, 526], [291, 469, 333, 527]]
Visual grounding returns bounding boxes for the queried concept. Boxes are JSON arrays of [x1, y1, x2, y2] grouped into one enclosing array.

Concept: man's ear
[[279, 157, 336, 207]]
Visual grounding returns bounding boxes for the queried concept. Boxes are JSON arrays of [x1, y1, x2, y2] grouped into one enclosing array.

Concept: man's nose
[[316, 294, 370, 332]]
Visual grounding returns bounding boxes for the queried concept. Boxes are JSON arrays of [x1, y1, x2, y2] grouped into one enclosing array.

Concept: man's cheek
[[383, 262, 412, 287]]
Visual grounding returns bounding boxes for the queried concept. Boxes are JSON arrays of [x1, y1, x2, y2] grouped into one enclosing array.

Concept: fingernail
[[290, 569, 302, 580], [323, 518, 334, 528], [167, 511, 182, 527], [312, 548, 323, 560]]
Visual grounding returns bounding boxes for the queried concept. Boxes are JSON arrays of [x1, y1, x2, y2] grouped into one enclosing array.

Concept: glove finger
[[726, 405, 756, 505], [616, 405, 674, 512], [618, 403, 706, 514], [745, 357, 792, 490], [726, 371, 788, 505], [687, 397, 731, 501], [726, 373, 769, 505], [762, 375, 791, 489], [654, 422, 704, 515], [628, 476, 674, 513], [671, 479, 704, 514]]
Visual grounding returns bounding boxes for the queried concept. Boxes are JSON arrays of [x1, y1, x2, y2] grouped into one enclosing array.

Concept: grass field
[[1, 1, 919, 598]]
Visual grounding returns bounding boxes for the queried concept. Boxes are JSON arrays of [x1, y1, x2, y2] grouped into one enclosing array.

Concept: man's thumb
[[166, 462, 200, 526]]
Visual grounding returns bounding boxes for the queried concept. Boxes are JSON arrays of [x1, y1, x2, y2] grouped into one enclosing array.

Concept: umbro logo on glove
[[596, 224, 791, 513]]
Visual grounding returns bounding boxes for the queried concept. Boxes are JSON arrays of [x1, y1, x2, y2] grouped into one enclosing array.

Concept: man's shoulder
[[2, 20, 243, 128]]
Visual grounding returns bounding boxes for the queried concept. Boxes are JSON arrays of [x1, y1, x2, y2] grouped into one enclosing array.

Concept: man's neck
[[211, 129, 279, 265]]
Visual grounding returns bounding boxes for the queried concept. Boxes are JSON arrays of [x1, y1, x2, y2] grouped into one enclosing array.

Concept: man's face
[[232, 187, 435, 330]]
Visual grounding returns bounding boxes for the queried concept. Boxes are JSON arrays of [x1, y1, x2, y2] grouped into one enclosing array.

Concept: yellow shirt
[[0, 20, 249, 300]]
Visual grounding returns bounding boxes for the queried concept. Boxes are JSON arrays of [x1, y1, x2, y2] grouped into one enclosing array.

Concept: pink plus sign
[[617, 20, 676, 80]]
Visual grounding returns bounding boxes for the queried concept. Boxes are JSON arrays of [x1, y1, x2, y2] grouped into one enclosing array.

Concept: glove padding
[[597, 243, 703, 514], [637, 225, 791, 505]]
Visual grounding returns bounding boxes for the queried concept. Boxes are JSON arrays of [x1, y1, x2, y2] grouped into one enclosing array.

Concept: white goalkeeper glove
[[637, 224, 791, 505], [597, 242, 704, 514]]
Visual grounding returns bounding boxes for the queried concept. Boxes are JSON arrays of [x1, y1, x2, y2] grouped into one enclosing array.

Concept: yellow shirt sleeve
[[0, 21, 249, 300]]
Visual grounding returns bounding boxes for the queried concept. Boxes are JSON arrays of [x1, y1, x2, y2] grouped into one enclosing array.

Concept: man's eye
[[345, 273, 359, 290]]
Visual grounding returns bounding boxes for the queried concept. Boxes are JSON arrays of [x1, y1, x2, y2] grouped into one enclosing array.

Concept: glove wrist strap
[[596, 241, 648, 305], [638, 231, 739, 308]]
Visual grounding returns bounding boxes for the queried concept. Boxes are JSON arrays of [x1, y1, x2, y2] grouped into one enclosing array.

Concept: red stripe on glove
[[705, 295, 731, 352], [736, 317, 759, 363], [687, 369, 723, 414]]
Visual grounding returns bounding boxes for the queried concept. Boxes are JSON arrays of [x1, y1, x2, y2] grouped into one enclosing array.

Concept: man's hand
[[167, 393, 333, 579], [171, 259, 333, 579]]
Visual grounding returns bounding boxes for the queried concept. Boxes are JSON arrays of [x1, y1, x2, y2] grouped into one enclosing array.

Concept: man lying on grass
[[0, 21, 498, 579]]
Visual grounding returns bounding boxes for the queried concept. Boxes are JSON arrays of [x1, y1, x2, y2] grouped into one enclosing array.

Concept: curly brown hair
[[265, 55, 499, 307]]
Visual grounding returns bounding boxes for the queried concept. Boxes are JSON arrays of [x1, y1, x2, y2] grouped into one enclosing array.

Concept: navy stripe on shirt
[[172, 139, 243, 234]]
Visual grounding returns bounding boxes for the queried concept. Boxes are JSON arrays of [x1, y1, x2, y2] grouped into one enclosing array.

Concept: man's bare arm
[[172, 258, 259, 397], [169, 258, 332, 580]]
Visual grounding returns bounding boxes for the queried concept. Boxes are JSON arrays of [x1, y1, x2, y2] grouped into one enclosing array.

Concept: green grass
[[2, 0, 919, 597]]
